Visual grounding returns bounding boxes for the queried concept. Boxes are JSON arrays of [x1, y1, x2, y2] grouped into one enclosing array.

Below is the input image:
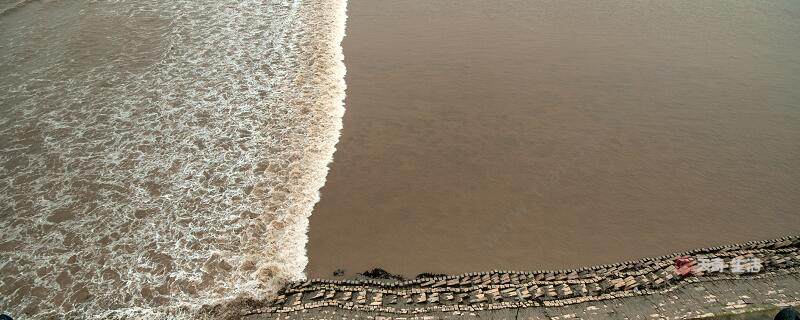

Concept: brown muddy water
[[1, 0, 346, 317], [306, 0, 800, 278]]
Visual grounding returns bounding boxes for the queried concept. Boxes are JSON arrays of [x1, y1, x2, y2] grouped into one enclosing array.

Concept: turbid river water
[[307, 0, 800, 278]]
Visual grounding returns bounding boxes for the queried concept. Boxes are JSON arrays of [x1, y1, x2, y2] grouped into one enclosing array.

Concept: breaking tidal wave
[[0, 0, 347, 317]]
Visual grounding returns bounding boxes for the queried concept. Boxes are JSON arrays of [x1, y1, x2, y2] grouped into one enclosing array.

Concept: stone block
[[310, 290, 325, 300], [530, 286, 544, 299], [556, 284, 572, 297], [545, 285, 557, 298], [486, 288, 502, 302], [289, 293, 303, 306], [369, 292, 382, 306], [575, 283, 588, 296], [623, 276, 638, 289], [611, 278, 626, 289], [501, 287, 517, 296], [519, 287, 532, 299], [414, 292, 427, 304], [443, 292, 454, 301], [355, 291, 367, 304], [469, 292, 487, 304]]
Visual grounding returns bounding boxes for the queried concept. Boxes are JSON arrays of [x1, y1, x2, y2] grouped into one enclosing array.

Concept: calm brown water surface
[[307, 0, 800, 278]]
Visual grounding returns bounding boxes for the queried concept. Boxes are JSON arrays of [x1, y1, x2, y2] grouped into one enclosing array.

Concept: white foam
[[0, 0, 347, 318]]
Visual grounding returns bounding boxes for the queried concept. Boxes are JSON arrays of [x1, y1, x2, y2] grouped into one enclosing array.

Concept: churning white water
[[0, 0, 346, 317]]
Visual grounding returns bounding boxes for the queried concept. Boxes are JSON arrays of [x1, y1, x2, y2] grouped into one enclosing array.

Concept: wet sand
[[307, 0, 800, 278]]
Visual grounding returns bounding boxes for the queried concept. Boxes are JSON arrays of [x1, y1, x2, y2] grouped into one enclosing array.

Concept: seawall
[[246, 236, 800, 319]]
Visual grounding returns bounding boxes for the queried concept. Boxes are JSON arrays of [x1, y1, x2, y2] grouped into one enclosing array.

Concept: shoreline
[[248, 274, 800, 319], [246, 235, 799, 319]]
